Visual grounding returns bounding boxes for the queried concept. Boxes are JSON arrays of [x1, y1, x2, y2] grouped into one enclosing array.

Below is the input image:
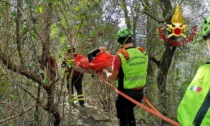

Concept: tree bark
[[46, 86, 60, 126], [16, 0, 24, 65], [121, 0, 131, 29], [41, 2, 61, 126]]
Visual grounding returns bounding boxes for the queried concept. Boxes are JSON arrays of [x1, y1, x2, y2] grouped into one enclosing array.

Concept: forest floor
[[61, 102, 147, 126], [59, 101, 119, 126], [57, 78, 147, 126], [56, 89, 149, 126]]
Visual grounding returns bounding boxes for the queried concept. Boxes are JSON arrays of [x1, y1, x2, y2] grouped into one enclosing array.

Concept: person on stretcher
[[87, 46, 107, 63]]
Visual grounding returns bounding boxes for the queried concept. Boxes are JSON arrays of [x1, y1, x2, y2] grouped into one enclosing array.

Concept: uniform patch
[[190, 86, 202, 92]]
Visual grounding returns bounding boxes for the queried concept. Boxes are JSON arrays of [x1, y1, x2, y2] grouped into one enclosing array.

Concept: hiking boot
[[79, 100, 85, 107]]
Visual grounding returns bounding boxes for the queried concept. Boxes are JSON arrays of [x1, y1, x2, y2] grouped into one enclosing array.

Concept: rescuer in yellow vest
[[103, 28, 148, 126], [177, 14, 210, 126]]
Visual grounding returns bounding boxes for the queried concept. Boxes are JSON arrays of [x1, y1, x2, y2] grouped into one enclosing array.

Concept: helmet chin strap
[[121, 35, 132, 45]]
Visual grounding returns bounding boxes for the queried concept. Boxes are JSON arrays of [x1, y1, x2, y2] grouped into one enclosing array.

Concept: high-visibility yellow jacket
[[177, 63, 210, 126]]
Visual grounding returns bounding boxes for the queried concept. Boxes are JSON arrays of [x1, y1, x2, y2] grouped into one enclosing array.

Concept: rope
[[97, 74, 180, 126]]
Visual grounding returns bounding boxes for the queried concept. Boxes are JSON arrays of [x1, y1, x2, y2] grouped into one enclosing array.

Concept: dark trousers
[[67, 73, 84, 106], [116, 89, 144, 126]]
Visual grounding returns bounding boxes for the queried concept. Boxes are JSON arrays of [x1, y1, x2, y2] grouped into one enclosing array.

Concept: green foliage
[[28, 62, 36, 71], [39, 7, 43, 13], [50, 23, 65, 42], [0, 82, 10, 93], [0, 68, 10, 97], [23, 27, 29, 34], [8, 123, 14, 126], [9, 94, 17, 99], [11, 11, 17, 17], [43, 78, 49, 84], [0, 107, 2, 118], [67, 59, 74, 67], [0, 2, 6, 18], [39, 69, 45, 75], [42, 0, 55, 3], [68, 98, 73, 104]]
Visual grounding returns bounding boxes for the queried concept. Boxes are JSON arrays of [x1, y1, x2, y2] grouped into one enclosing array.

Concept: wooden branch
[[2, 0, 27, 20], [139, 0, 146, 7], [42, 3, 53, 65], [172, 46, 177, 56], [15, 83, 39, 102], [141, 0, 172, 24], [15, 0, 25, 65], [57, 70, 66, 104], [49, 78, 59, 89], [121, 0, 132, 29], [143, 10, 171, 23], [0, 104, 36, 124], [14, 83, 48, 111], [0, 103, 20, 113], [149, 57, 160, 67], [11, 82, 48, 110], [0, 53, 42, 86]]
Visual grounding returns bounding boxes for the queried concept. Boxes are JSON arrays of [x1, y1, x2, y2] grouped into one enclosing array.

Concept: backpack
[[177, 63, 210, 126]]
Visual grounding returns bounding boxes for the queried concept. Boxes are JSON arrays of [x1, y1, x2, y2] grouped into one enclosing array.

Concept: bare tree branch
[[2, 0, 27, 20], [0, 103, 20, 113], [16, 0, 25, 65], [15, 83, 39, 102], [149, 57, 160, 67], [0, 104, 36, 124], [143, 10, 171, 23], [0, 53, 43, 86]]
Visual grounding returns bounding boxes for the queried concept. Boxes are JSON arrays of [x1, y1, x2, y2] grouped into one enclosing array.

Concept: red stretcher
[[74, 53, 114, 72]]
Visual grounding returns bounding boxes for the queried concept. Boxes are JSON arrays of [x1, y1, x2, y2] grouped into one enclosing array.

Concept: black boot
[[79, 100, 85, 107]]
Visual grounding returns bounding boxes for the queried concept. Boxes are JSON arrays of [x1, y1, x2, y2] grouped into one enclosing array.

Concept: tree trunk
[[35, 85, 41, 125], [157, 1, 176, 125], [16, 0, 24, 65], [42, 2, 61, 126], [146, 0, 176, 125], [157, 44, 176, 117], [46, 86, 61, 126]]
